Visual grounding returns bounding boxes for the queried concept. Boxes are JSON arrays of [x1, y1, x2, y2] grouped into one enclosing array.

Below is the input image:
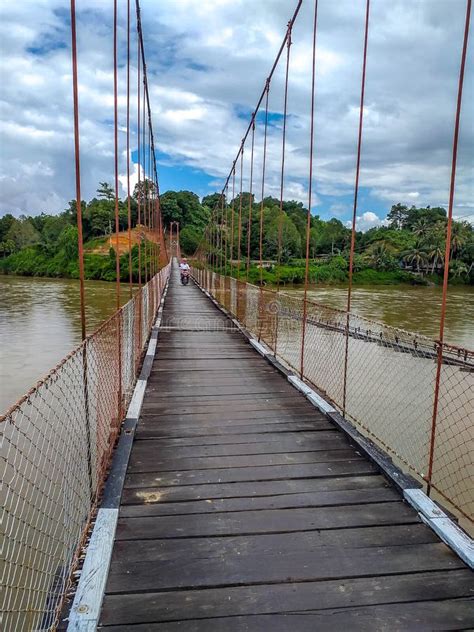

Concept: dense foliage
[[199, 196, 473, 286], [1, 184, 472, 286]]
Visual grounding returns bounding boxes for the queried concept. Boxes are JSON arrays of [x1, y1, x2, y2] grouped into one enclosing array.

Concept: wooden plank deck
[[99, 265, 473, 630]]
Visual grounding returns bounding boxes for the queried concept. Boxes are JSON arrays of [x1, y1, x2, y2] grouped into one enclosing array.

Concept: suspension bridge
[[1, 0, 473, 630]]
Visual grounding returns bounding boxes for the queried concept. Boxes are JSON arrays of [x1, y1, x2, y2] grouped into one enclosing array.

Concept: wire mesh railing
[[192, 267, 474, 528], [0, 263, 170, 632]]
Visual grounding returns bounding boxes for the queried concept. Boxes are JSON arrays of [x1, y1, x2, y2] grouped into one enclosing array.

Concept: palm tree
[[427, 242, 445, 274], [425, 225, 446, 274], [412, 218, 431, 241], [365, 241, 397, 271], [449, 260, 468, 279], [450, 221, 470, 256], [402, 247, 429, 273]]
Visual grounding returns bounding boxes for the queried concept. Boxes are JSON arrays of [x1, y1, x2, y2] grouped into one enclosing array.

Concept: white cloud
[[345, 211, 388, 232], [0, 0, 472, 220]]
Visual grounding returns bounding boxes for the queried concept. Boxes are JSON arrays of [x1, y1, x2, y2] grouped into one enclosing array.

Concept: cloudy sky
[[0, 0, 472, 230]]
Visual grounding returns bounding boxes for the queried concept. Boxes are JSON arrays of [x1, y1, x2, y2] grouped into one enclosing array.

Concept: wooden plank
[[132, 430, 339, 447], [143, 388, 299, 400], [114, 502, 418, 539], [121, 474, 386, 504], [105, 542, 464, 594], [100, 570, 474, 627], [139, 410, 324, 424], [129, 433, 346, 457], [150, 359, 269, 371], [100, 598, 474, 630], [111, 523, 439, 564], [119, 486, 399, 517], [140, 399, 309, 413], [135, 420, 330, 439], [127, 448, 360, 473], [141, 393, 301, 406], [124, 460, 378, 488]]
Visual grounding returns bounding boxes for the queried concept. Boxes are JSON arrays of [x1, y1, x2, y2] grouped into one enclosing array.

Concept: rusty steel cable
[[220, 192, 225, 272], [224, 184, 229, 275], [343, 0, 370, 414], [246, 117, 256, 279], [142, 79, 147, 283], [70, 0, 86, 342], [127, 0, 132, 296], [274, 20, 293, 356], [427, 0, 472, 494], [300, 0, 319, 379], [276, 21, 293, 289], [113, 0, 123, 420], [137, 31, 142, 289], [191, 1, 303, 265], [237, 146, 244, 274], [113, 0, 121, 311], [230, 165, 236, 275], [259, 80, 270, 288], [217, 0, 303, 198]]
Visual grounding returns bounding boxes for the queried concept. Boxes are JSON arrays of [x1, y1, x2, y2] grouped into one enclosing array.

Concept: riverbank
[[0, 242, 157, 282], [210, 258, 471, 287]]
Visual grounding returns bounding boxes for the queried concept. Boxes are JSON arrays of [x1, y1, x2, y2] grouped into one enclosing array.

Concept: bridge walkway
[[98, 265, 473, 630]]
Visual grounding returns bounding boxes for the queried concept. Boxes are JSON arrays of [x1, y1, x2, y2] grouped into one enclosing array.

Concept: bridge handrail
[[192, 266, 474, 530], [0, 263, 170, 632]]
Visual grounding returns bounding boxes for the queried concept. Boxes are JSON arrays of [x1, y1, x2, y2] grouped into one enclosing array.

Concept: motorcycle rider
[[179, 257, 190, 283]]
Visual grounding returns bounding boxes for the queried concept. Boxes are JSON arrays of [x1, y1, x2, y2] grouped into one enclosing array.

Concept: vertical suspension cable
[[136, 21, 142, 357], [142, 79, 147, 283], [113, 0, 121, 309], [220, 193, 225, 272], [276, 22, 293, 287], [300, 0, 319, 378], [137, 30, 142, 291], [224, 184, 229, 276], [70, 0, 86, 341], [342, 0, 370, 414], [246, 117, 256, 279], [113, 0, 123, 420], [70, 0, 93, 496], [259, 80, 270, 288], [147, 123, 152, 277], [257, 81, 270, 343], [230, 165, 236, 276], [237, 146, 244, 275], [427, 0, 471, 493], [126, 0, 132, 296]]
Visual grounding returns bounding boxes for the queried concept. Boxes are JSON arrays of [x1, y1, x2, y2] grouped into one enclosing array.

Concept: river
[[0, 275, 136, 413], [1, 275, 473, 414]]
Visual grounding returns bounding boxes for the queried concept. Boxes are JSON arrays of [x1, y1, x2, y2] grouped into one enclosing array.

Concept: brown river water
[[1, 275, 472, 414], [0, 275, 136, 413]]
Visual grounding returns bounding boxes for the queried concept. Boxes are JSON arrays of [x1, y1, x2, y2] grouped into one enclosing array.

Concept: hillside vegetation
[[1, 183, 472, 285]]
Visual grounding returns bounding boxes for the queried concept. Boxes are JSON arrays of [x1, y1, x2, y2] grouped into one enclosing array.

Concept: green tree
[[6, 217, 41, 250], [387, 203, 409, 229], [364, 241, 398, 271], [202, 193, 224, 210], [0, 213, 15, 242], [180, 226, 201, 255], [58, 226, 79, 260], [403, 247, 429, 273], [449, 259, 469, 279], [264, 214, 301, 261], [97, 182, 115, 201]]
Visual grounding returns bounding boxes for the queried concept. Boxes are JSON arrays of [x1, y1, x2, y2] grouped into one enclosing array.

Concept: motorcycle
[[180, 269, 190, 285]]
